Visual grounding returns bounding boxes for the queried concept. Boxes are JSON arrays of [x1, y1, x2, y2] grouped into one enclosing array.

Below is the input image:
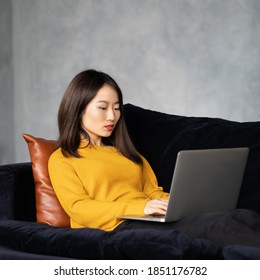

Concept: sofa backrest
[[124, 104, 260, 214]]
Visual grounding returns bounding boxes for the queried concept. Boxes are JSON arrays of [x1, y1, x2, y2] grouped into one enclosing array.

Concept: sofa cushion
[[223, 245, 260, 260], [124, 104, 260, 213], [0, 220, 221, 259], [22, 134, 70, 227], [104, 228, 221, 260], [0, 220, 109, 259]]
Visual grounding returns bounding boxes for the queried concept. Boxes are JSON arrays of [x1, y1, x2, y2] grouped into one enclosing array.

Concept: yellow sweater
[[48, 143, 169, 231]]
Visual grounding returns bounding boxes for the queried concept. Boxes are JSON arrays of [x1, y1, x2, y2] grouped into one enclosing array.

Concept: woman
[[49, 69, 260, 247], [48, 69, 169, 231]]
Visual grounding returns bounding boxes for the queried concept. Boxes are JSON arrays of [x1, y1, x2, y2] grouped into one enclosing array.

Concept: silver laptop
[[117, 147, 249, 222]]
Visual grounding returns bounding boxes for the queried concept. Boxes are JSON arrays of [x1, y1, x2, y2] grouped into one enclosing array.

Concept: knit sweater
[[48, 143, 169, 231]]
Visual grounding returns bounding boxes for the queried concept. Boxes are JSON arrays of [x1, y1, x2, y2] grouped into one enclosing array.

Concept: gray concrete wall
[[0, 0, 14, 164], [2, 0, 260, 163]]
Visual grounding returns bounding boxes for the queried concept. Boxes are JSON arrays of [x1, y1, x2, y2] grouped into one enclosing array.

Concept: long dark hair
[[56, 69, 142, 164]]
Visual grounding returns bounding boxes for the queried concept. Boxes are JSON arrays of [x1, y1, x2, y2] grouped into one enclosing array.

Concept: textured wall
[[4, 0, 260, 163], [0, 0, 14, 164]]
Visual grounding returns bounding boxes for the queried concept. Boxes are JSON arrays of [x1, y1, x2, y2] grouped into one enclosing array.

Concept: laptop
[[117, 147, 249, 222]]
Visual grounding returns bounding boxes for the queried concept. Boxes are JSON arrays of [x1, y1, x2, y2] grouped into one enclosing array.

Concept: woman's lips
[[104, 125, 114, 131]]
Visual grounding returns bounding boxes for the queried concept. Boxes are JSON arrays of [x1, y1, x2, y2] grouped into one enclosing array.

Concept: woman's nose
[[106, 109, 115, 121]]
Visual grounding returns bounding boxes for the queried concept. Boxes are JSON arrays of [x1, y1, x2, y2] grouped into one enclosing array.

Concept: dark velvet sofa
[[1, 104, 260, 260]]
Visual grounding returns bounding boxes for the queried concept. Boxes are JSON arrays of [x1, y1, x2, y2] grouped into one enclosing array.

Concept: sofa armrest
[[0, 162, 36, 222]]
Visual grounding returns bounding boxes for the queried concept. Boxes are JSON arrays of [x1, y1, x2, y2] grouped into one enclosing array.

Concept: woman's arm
[[141, 156, 170, 199]]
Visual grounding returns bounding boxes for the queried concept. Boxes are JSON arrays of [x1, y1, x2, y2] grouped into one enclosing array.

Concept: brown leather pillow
[[22, 133, 70, 227]]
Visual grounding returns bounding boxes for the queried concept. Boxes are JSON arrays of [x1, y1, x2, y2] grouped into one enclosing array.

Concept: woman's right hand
[[144, 199, 169, 216]]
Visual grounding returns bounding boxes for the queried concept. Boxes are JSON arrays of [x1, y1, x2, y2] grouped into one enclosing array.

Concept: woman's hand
[[144, 199, 169, 215]]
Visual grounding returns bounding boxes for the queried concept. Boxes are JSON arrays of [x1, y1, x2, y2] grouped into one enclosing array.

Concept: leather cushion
[[22, 133, 70, 227]]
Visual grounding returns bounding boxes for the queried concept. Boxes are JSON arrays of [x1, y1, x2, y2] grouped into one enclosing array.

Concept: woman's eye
[[99, 107, 106, 110]]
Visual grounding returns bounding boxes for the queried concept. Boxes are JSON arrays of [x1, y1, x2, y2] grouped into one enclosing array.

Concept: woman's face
[[81, 84, 121, 146]]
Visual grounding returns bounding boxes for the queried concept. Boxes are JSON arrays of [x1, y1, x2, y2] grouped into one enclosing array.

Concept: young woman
[[48, 69, 169, 231], [49, 69, 260, 247]]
